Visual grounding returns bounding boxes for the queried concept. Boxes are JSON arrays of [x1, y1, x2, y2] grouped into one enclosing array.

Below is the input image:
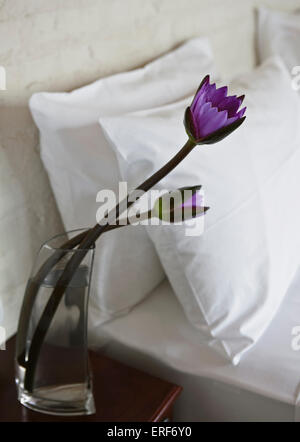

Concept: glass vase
[[15, 229, 96, 416]]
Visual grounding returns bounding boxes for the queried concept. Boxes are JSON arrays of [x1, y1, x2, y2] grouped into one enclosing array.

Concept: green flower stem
[[16, 223, 127, 367], [23, 139, 195, 392], [16, 229, 90, 367]]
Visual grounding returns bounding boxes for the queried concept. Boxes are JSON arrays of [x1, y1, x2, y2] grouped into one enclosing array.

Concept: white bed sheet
[[89, 268, 300, 421]]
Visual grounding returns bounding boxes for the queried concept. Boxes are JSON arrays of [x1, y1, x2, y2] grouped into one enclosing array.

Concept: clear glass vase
[[15, 229, 96, 416]]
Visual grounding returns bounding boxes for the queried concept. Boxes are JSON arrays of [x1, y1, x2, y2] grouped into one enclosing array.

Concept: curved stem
[[23, 139, 195, 391], [16, 229, 90, 366], [16, 223, 124, 366]]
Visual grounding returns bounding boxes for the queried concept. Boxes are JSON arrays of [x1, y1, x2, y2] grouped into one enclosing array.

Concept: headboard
[[1, 0, 300, 336]]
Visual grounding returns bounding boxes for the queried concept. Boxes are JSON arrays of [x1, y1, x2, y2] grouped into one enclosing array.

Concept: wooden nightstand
[[0, 336, 182, 422]]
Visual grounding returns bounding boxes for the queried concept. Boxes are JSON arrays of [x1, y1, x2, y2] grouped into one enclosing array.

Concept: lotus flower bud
[[152, 186, 209, 223], [184, 75, 246, 145]]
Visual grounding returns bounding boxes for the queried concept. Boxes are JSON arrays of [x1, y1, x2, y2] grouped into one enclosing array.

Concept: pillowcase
[[29, 37, 218, 325], [99, 56, 300, 363], [257, 7, 300, 92]]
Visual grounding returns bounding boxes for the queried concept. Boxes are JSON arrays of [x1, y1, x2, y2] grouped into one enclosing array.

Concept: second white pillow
[[257, 6, 300, 93]]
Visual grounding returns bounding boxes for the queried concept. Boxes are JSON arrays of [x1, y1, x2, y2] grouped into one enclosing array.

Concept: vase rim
[[41, 228, 95, 252]]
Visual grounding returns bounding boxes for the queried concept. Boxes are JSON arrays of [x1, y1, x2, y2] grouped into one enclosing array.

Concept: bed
[[90, 270, 300, 422], [2, 0, 300, 422]]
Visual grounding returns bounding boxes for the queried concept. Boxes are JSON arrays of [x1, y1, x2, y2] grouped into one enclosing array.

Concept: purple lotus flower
[[153, 186, 209, 223], [184, 75, 246, 144]]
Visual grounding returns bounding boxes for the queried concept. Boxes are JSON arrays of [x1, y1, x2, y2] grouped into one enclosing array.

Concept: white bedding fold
[[90, 267, 300, 407]]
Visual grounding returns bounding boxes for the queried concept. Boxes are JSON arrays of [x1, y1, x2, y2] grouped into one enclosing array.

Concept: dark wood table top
[[0, 336, 182, 422]]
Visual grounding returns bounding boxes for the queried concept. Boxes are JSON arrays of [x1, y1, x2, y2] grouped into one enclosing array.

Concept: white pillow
[[257, 7, 300, 92], [99, 56, 300, 363], [29, 38, 218, 325]]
